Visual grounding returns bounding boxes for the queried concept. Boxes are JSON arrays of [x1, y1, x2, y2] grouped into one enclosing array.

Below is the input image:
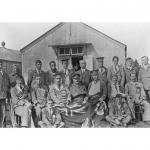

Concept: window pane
[[72, 47, 77, 54], [59, 48, 65, 54], [78, 47, 83, 53], [65, 48, 70, 54]]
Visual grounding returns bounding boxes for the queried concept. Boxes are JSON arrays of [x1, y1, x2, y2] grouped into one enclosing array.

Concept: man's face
[[92, 74, 98, 81], [126, 59, 133, 67], [73, 77, 80, 84], [50, 62, 56, 70], [130, 74, 136, 82], [142, 57, 149, 65], [54, 75, 62, 85], [98, 61, 103, 68], [16, 80, 22, 87], [113, 58, 118, 66], [0, 62, 3, 70], [80, 61, 86, 69], [62, 61, 68, 69], [36, 62, 42, 70]]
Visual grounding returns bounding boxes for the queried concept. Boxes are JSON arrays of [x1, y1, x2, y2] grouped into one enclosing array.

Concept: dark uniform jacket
[[76, 69, 91, 89], [27, 69, 46, 90]]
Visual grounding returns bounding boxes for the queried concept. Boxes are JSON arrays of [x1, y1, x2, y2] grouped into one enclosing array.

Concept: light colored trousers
[[15, 102, 32, 127]]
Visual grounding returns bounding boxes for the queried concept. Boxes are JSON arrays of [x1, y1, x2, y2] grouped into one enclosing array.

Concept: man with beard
[[46, 61, 58, 87]]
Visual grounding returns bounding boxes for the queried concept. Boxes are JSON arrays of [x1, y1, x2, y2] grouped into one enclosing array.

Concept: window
[[72, 47, 78, 54], [78, 47, 83, 54], [58, 47, 70, 55], [71, 47, 83, 55], [58, 46, 84, 56]]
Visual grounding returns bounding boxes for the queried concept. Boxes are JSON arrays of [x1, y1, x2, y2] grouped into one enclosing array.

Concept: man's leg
[[122, 116, 132, 125], [21, 104, 32, 127], [106, 115, 119, 126], [35, 106, 42, 121], [0, 99, 6, 127]]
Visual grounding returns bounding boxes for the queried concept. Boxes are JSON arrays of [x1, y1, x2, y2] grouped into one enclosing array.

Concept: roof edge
[[20, 22, 127, 53], [81, 22, 127, 48], [20, 22, 65, 53]]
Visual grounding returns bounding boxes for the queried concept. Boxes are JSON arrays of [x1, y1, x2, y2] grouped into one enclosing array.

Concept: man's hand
[[83, 97, 88, 104], [99, 98, 104, 102]]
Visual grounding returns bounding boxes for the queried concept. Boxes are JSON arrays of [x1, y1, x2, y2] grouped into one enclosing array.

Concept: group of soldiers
[[0, 55, 150, 128]]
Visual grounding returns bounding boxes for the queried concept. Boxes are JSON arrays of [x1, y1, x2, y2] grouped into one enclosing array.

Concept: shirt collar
[[54, 84, 64, 91], [112, 64, 119, 72], [81, 68, 86, 72], [36, 68, 41, 74], [126, 65, 133, 70], [16, 84, 22, 92]]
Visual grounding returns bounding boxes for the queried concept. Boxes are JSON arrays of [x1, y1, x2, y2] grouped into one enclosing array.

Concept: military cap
[[96, 57, 104, 62], [61, 58, 69, 63], [71, 72, 80, 79]]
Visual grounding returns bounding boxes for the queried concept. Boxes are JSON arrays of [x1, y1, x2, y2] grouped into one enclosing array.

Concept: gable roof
[[0, 47, 21, 62], [20, 22, 127, 53]]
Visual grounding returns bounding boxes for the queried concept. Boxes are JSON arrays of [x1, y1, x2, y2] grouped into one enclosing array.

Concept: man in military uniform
[[27, 60, 46, 91], [96, 57, 108, 84]]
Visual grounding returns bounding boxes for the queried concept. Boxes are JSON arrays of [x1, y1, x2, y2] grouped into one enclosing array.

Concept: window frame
[[57, 46, 84, 56]]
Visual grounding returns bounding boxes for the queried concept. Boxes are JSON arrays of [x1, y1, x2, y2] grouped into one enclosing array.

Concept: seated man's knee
[[105, 115, 111, 121], [123, 116, 132, 124], [26, 102, 32, 109]]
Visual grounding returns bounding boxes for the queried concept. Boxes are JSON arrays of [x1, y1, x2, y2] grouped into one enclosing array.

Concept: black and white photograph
[[1, 1, 150, 150], [0, 22, 150, 128]]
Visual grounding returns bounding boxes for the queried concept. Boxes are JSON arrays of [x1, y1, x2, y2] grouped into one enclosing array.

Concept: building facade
[[20, 22, 127, 82], [0, 43, 22, 76]]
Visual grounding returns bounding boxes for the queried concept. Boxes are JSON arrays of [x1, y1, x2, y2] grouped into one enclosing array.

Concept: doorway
[[71, 56, 83, 71]]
